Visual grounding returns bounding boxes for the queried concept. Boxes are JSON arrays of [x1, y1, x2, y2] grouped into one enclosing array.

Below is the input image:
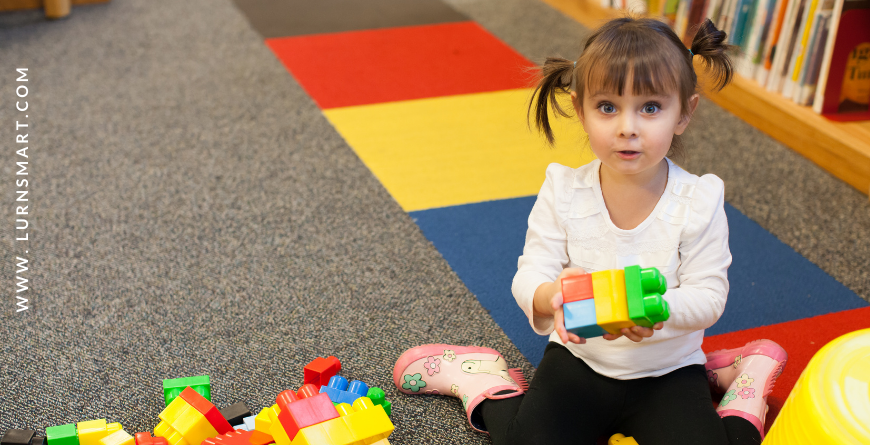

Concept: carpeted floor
[[0, 0, 868, 444]]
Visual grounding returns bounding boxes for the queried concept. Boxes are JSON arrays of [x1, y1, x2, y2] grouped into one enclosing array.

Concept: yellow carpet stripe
[[324, 88, 595, 212]]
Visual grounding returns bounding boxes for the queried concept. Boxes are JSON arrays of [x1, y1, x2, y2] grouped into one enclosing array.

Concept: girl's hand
[[533, 267, 587, 344], [551, 290, 586, 344], [603, 322, 664, 342]]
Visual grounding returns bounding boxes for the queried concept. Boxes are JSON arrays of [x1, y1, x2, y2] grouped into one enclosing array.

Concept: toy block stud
[[104, 427, 120, 437], [46, 425, 78, 445], [277, 392, 339, 441], [319, 375, 349, 404], [563, 299, 606, 338], [296, 384, 319, 400], [220, 402, 252, 427], [2, 430, 35, 445], [366, 388, 391, 417], [276, 390, 298, 410], [624, 266, 669, 328], [337, 380, 369, 405], [77, 420, 111, 445], [561, 274, 594, 303], [590, 270, 635, 335], [162, 376, 211, 407], [178, 387, 233, 435], [303, 356, 341, 388], [98, 431, 133, 445]]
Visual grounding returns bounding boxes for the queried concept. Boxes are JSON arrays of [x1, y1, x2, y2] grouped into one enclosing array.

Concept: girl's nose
[[619, 117, 638, 138]]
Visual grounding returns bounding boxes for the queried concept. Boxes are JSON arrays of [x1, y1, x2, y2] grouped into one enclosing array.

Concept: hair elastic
[[574, 61, 577, 68], [688, 49, 694, 57]]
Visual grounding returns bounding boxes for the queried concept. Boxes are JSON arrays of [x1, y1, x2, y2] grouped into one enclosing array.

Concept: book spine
[[811, 0, 844, 113], [799, 13, 832, 105]]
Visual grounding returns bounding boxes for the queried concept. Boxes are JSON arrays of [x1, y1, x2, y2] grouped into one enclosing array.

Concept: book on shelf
[[812, 0, 870, 120], [767, 0, 806, 92], [754, 0, 790, 87], [795, 9, 832, 105], [782, 0, 820, 98]]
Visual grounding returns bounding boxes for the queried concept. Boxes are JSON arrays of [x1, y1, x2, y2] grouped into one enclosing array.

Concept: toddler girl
[[393, 15, 787, 445]]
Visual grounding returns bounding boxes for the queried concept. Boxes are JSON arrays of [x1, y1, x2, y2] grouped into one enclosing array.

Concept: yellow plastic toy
[[608, 433, 639, 444], [764, 328, 870, 444], [292, 396, 393, 445], [77, 420, 123, 445]]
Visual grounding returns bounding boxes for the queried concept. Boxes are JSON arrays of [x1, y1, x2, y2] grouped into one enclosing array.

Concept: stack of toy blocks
[[264, 386, 393, 445], [561, 265, 670, 338], [154, 387, 233, 445]]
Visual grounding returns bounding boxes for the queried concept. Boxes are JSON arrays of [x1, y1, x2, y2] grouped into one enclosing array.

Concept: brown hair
[[529, 15, 735, 160]]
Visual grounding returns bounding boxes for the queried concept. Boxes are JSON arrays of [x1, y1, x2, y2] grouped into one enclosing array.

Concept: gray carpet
[[0, 0, 867, 444]]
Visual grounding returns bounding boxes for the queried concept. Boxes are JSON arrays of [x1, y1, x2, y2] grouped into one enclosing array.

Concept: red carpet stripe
[[266, 21, 537, 109], [703, 306, 870, 433]]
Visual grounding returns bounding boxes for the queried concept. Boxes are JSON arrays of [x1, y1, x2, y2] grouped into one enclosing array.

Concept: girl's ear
[[571, 91, 584, 125], [674, 93, 700, 135]]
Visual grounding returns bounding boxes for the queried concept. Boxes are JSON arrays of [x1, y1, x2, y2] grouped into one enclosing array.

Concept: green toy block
[[366, 387, 392, 416], [45, 424, 78, 445], [625, 266, 669, 328], [162, 375, 210, 406]]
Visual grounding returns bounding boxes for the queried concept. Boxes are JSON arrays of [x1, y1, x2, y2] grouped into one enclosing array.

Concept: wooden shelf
[[542, 0, 870, 196]]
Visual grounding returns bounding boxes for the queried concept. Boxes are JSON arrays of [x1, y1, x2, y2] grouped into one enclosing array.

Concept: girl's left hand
[[603, 322, 664, 342]]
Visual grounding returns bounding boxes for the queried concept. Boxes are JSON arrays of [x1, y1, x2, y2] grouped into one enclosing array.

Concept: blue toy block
[[320, 375, 350, 404], [242, 415, 256, 431], [563, 299, 606, 338], [346, 381, 368, 397]]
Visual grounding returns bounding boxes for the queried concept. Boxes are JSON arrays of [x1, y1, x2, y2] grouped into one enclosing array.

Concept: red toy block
[[133, 433, 166, 445], [178, 387, 233, 435], [303, 356, 341, 387], [276, 392, 339, 440], [200, 429, 271, 445], [296, 384, 319, 400], [561, 274, 594, 303]]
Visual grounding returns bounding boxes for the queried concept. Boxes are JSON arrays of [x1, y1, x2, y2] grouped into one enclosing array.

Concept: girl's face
[[572, 76, 699, 181]]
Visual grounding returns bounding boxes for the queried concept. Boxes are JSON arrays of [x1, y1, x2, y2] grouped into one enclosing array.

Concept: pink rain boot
[[707, 340, 787, 440], [393, 344, 528, 432]]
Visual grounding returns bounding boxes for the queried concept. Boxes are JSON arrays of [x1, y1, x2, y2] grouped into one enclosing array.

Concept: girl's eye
[[598, 103, 615, 114], [643, 103, 661, 114]]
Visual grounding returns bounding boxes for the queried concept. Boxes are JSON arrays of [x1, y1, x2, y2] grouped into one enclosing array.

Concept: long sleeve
[[661, 174, 732, 334], [511, 164, 572, 335]]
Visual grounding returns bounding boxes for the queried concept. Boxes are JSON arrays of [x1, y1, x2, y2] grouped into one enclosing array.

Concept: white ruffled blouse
[[512, 158, 732, 379]]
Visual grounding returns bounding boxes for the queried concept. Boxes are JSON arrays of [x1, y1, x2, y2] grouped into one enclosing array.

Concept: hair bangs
[[582, 31, 682, 98]]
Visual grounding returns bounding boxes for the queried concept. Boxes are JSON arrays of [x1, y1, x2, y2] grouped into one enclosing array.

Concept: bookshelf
[[542, 0, 870, 197]]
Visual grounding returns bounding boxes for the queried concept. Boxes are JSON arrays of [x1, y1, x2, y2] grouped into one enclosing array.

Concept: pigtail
[[528, 57, 575, 145], [689, 19, 736, 91]]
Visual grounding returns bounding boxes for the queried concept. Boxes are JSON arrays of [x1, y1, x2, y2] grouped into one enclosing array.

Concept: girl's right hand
[[534, 267, 587, 344]]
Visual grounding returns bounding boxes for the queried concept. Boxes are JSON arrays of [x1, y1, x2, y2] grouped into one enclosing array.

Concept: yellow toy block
[[367, 440, 390, 445], [255, 405, 278, 435], [159, 396, 190, 423], [344, 398, 393, 444], [99, 431, 134, 445], [268, 404, 291, 445], [291, 421, 356, 445], [78, 419, 110, 445], [608, 433, 639, 445], [591, 270, 635, 335], [170, 405, 218, 445], [153, 422, 187, 445], [106, 424, 122, 435]]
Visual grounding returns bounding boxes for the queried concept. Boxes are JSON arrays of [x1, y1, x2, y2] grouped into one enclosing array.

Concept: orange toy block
[[201, 429, 273, 445]]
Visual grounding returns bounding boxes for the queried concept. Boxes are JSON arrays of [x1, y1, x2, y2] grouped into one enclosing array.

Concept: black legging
[[479, 342, 762, 445]]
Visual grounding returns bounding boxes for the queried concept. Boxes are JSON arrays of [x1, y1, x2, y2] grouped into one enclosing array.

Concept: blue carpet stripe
[[410, 197, 868, 366]]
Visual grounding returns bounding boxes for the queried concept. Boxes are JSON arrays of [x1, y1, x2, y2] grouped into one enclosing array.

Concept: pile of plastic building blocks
[[1, 356, 394, 445]]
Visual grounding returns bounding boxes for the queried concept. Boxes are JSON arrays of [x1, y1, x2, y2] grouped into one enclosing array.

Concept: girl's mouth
[[616, 150, 640, 160]]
